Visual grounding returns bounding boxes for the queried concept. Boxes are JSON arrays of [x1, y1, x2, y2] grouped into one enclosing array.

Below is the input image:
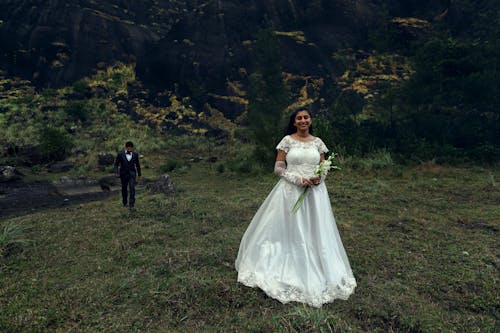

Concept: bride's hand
[[309, 177, 321, 186], [301, 178, 313, 187], [302, 177, 320, 187]]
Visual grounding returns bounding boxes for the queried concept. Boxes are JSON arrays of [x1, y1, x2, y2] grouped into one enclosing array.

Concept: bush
[[349, 149, 394, 170], [470, 144, 500, 164], [233, 128, 251, 143], [40, 88, 57, 98], [72, 80, 89, 95], [0, 223, 30, 257], [407, 140, 467, 164], [31, 164, 43, 174], [227, 149, 260, 174], [160, 160, 181, 173], [313, 115, 334, 150], [64, 100, 88, 122], [216, 164, 225, 173], [39, 127, 73, 162]]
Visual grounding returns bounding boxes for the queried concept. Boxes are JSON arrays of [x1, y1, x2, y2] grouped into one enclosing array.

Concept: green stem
[[291, 187, 310, 214]]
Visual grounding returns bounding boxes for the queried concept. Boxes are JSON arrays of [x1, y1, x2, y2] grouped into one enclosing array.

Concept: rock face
[[0, 0, 162, 86], [170, 0, 378, 95], [0, 0, 448, 90]]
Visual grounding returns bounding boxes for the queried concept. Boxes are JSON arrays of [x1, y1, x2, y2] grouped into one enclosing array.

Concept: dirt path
[[0, 181, 122, 219]]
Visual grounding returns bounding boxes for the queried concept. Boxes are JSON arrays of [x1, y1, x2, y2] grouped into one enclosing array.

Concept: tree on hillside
[[398, 35, 500, 161], [336, 0, 500, 162], [247, 26, 289, 166]]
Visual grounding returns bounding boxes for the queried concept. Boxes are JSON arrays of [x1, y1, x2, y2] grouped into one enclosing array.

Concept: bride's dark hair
[[285, 106, 314, 135]]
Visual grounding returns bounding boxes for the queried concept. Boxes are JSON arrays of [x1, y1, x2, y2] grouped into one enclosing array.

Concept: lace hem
[[237, 271, 357, 308]]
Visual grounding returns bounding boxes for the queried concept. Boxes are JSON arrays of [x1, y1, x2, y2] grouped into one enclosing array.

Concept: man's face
[[125, 146, 134, 153]]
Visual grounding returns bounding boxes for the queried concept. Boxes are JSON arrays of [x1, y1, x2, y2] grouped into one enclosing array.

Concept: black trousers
[[120, 171, 136, 207]]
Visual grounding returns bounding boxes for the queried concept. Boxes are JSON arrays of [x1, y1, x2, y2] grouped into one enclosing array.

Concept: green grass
[[0, 161, 498, 332]]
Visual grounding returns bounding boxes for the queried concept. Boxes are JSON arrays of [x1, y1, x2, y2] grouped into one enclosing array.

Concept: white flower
[[291, 153, 340, 214]]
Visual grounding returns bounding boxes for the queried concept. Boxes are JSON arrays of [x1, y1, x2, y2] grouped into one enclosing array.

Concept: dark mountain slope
[[0, 0, 449, 90]]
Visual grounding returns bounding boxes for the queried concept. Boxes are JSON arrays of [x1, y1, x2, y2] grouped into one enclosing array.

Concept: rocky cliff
[[0, 0, 449, 91]]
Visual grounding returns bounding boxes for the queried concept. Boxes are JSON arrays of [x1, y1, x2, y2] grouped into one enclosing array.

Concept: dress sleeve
[[316, 138, 329, 154], [276, 135, 291, 153]]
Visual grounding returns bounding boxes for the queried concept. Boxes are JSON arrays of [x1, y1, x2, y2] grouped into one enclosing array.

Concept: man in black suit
[[114, 141, 141, 209]]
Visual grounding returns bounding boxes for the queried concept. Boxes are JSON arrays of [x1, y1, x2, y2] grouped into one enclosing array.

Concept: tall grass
[[343, 149, 394, 170], [0, 223, 30, 257]]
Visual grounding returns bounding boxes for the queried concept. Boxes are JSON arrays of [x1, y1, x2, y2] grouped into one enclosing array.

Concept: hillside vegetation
[[1, 0, 498, 164]]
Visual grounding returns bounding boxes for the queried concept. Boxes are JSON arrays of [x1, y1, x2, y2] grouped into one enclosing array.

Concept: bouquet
[[291, 153, 340, 214]]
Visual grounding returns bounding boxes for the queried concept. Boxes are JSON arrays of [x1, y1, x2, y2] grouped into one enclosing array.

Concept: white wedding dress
[[235, 135, 356, 307]]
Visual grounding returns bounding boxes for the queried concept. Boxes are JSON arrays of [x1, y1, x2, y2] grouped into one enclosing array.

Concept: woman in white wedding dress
[[235, 108, 356, 307]]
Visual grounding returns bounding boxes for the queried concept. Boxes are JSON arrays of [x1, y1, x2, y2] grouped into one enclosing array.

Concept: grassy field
[[0, 156, 499, 332]]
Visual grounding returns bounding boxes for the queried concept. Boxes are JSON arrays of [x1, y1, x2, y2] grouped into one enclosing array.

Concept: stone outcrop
[[48, 161, 74, 173], [97, 153, 115, 166], [58, 176, 97, 186], [0, 166, 24, 182], [147, 175, 175, 195], [0, 0, 162, 86], [98, 175, 119, 192], [0, 0, 448, 90]]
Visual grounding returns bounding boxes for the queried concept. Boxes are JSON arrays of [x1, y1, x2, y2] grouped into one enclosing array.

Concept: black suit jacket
[[114, 151, 141, 177]]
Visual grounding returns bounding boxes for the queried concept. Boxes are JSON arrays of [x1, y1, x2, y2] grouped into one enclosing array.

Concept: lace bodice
[[276, 135, 328, 177]]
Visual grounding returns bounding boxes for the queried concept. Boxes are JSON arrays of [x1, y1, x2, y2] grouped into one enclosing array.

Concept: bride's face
[[294, 110, 311, 131]]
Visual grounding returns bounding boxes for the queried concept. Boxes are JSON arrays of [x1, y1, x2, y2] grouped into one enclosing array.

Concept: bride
[[235, 107, 356, 307]]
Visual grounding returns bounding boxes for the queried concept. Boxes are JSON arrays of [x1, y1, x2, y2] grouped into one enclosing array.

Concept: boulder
[[0, 166, 24, 182], [97, 153, 115, 166], [98, 175, 120, 192], [147, 174, 175, 195], [48, 161, 74, 173], [59, 176, 97, 186]]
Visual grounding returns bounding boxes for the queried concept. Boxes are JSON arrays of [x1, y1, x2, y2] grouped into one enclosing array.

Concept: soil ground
[[0, 180, 128, 218]]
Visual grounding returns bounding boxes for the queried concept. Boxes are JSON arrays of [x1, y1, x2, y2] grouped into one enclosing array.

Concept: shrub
[[40, 88, 57, 98], [312, 115, 335, 151], [216, 164, 225, 173], [64, 100, 88, 122], [31, 164, 43, 174], [39, 127, 73, 162], [233, 128, 251, 143], [470, 144, 500, 164], [160, 160, 181, 173], [349, 149, 394, 170], [72, 80, 89, 95], [0, 223, 30, 257], [227, 149, 260, 174]]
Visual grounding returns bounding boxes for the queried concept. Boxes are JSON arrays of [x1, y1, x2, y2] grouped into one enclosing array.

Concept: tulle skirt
[[235, 179, 356, 307]]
